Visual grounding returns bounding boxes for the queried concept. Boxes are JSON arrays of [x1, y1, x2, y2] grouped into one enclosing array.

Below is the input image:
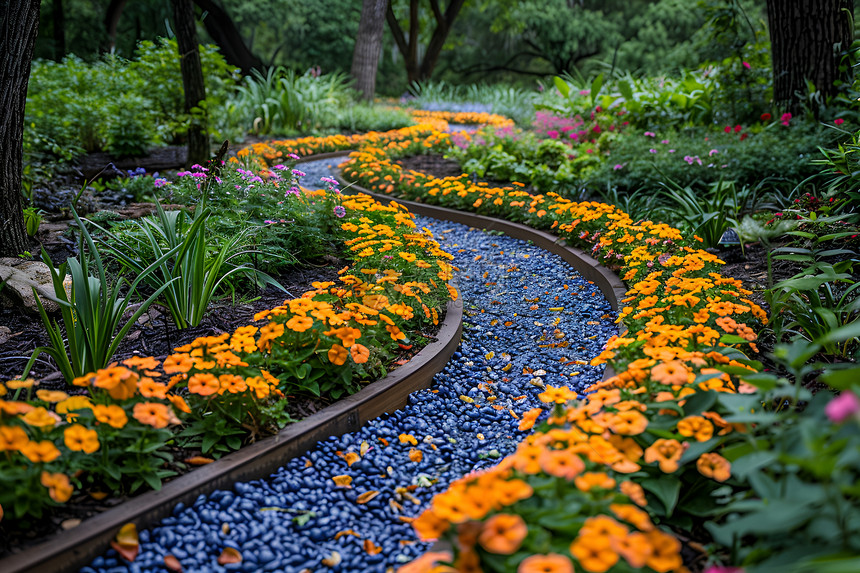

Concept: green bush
[[24, 39, 238, 162]]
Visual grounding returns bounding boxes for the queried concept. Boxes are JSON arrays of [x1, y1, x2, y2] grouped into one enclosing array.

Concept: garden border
[[334, 173, 626, 311], [1, 295, 463, 573]]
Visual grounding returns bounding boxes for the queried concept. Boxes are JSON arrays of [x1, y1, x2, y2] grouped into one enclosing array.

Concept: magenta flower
[[826, 391, 860, 423], [333, 205, 346, 218], [547, 130, 559, 139], [742, 61, 751, 69], [644, 131, 656, 137], [781, 112, 792, 126], [709, 149, 719, 156], [649, 148, 657, 154], [613, 164, 624, 170], [835, 118, 845, 126], [704, 567, 744, 573]]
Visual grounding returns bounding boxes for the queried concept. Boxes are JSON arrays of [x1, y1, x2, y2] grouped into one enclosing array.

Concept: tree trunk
[[767, 0, 854, 113], [0, 0, 40, 257], [351, 0, 389, 100], [51, 0, 65, 60], [193, 0, 264, 75], [418, 0, 466, 81], [104, 0, 127, 52], [171, 0, 209, 167]]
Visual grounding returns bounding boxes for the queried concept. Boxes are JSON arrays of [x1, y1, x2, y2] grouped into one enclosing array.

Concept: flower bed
[[338, 125, 860, 572], [0, 179, 456, 529]]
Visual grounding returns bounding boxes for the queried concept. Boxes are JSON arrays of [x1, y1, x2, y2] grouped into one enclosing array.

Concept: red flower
[[761, 113, 772, 122], [724, 126, 731, 133], [835, 118, 845, 126], [734, 125, 742, 133], [739, 133, 748, 141]]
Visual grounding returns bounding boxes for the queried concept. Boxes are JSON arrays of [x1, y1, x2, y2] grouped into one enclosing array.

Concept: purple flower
[[289, 153, 300, 160], [292, 169, 306, 177], [826, 391, 860, 423], [613, 164, 624, 170], [333, 205, 346, 218], [320, 176, 339, 186], [264, 220, 277, 225], [649, 149, 657, 154], [273, 164, 287, 170], [153, 178, 169, 188], [709, 149, 719, 156], [644, 131, 656, 137]]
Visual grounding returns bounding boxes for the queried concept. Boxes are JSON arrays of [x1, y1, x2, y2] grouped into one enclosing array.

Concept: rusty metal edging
[[0, 288, 462, 570]]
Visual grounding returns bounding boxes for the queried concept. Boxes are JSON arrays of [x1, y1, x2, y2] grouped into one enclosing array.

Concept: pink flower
[[835, 118, 845, 126], [781, 112, 792, 126], [742, 61, 751, 69], [644, 131, 656, 137], [709, 149, 719, 156], [613, 164, 624, 170], [704, 567, 744, 573], [547, 130, 559, 139], [649, 148, 657, 154], [826, 391, 860, 423]]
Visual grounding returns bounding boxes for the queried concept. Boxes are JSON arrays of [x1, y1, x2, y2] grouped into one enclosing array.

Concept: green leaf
[[553, 76, 570, 99], [730, 451, 778, 479], [640, 476, 681, 516]]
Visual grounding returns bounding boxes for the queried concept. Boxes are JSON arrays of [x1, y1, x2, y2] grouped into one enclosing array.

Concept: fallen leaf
[[334, 529, 361, 540], [360, 441, 370, 456], [90, 491, 108, 500], [356, 490, 380, 504], [363, 539, 382, 555], [184, 456, 214, 466], [217, 547, 242, 565], [164, 555, 183, 571], [408, 448, 423, 463], [332, 475, 353, 487], [110, 541, 139, 562], [321, 551, 342, 567], [115, 523, 138, 547], [60, 518, 81, 530]]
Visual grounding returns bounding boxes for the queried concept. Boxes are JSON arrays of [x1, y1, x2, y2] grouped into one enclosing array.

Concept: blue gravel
[[82, 190, 616, 573]]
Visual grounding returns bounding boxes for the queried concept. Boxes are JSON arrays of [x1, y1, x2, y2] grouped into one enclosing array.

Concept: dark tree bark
[[170, 0, 209, 167], [193, 0, 263, 75], [51, 0, 65, 60], [767, 0, 854, 113], [351, 0, 389, 100], [0, 0, 40, 257], [104, 0, 127, 52], [387, 0, 467, 84]]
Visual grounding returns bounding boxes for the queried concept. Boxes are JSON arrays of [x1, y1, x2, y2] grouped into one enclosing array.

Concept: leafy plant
[[22, 206, 43, 237], [91, 201, 284, 330], [22, 208, 179, 383]]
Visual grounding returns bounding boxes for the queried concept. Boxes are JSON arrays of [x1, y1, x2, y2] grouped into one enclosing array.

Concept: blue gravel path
[[82, 166, 616, 573]]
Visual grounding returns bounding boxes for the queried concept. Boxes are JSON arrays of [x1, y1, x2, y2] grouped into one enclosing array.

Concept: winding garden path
[[80, 161, 617, 573]]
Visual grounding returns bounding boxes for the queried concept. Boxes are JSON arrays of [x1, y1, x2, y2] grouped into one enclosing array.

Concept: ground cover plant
[[337, 122, 860, 573], [0, 157, 456, 530]]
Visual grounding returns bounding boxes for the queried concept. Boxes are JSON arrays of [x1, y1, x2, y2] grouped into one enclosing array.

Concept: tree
[[352, 0, 389, 100], [766, 0, 854, 112], [386, 0, 467, 84], [193, 0, 263, 74], [170, 0, 209, 167], [0, 0, 40, 257]]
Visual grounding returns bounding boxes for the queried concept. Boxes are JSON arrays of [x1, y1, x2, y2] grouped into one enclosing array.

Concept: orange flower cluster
[[1, 188, 455, 519], [409, 110, 514, 129]]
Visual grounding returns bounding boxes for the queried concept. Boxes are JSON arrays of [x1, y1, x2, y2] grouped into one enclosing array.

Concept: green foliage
[[22, 207, 43, 237], [24, 39, 238, 162], [23, 209, 179, 383], [230, 67, 353, 136], [407, 81, 538, 126], [91, 201, 284, 330], [330, 103, 416, 133]]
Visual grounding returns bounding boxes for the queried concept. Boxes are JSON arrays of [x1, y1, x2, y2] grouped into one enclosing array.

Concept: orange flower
[[478, 513, 528, 554], [328, 344, 349, 366], [122, 356, 160, 371], [494, 479, 533, 506], [432, 491, 471, 524], [538, 385, 578, 404], [539, 449, 584, 479], [64, 424, 99, 453], [0, 425, 29, 451], [644, 439, 685, 473], [35, 389, 69, 403], [676, 416, 714, 442], [649, 361, 692, 385], [138, 378, 169, 399], [606, 410, 648, 436], [518, 408, 542, 431], [132, 402, 170, 429], [611, 531, 653, 568], [350, 344, 370, 364], [286, 315, 315, 332], [21, 407, 59, 429], [570, 533, 618, 573], [218, 374, 248, 394], [167, 394, 192, 414], [93, 366, 138, 400], [574, 472, 616, 492], [188, 373, 220, 396], [20, 440, 61, 463], [163, 353, 194, 374], [620, 480, 647, 507], [41, 471, 73, 503], [697, 452, 731, 482], [511, 443, 543, 474], [609, 503, 653, 532], [412, 509, 450, 540], [517, 553, 574, 573], [325, 326, 362, 347], [93, 404, 128, 429], [644, 529, 683, 572]]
